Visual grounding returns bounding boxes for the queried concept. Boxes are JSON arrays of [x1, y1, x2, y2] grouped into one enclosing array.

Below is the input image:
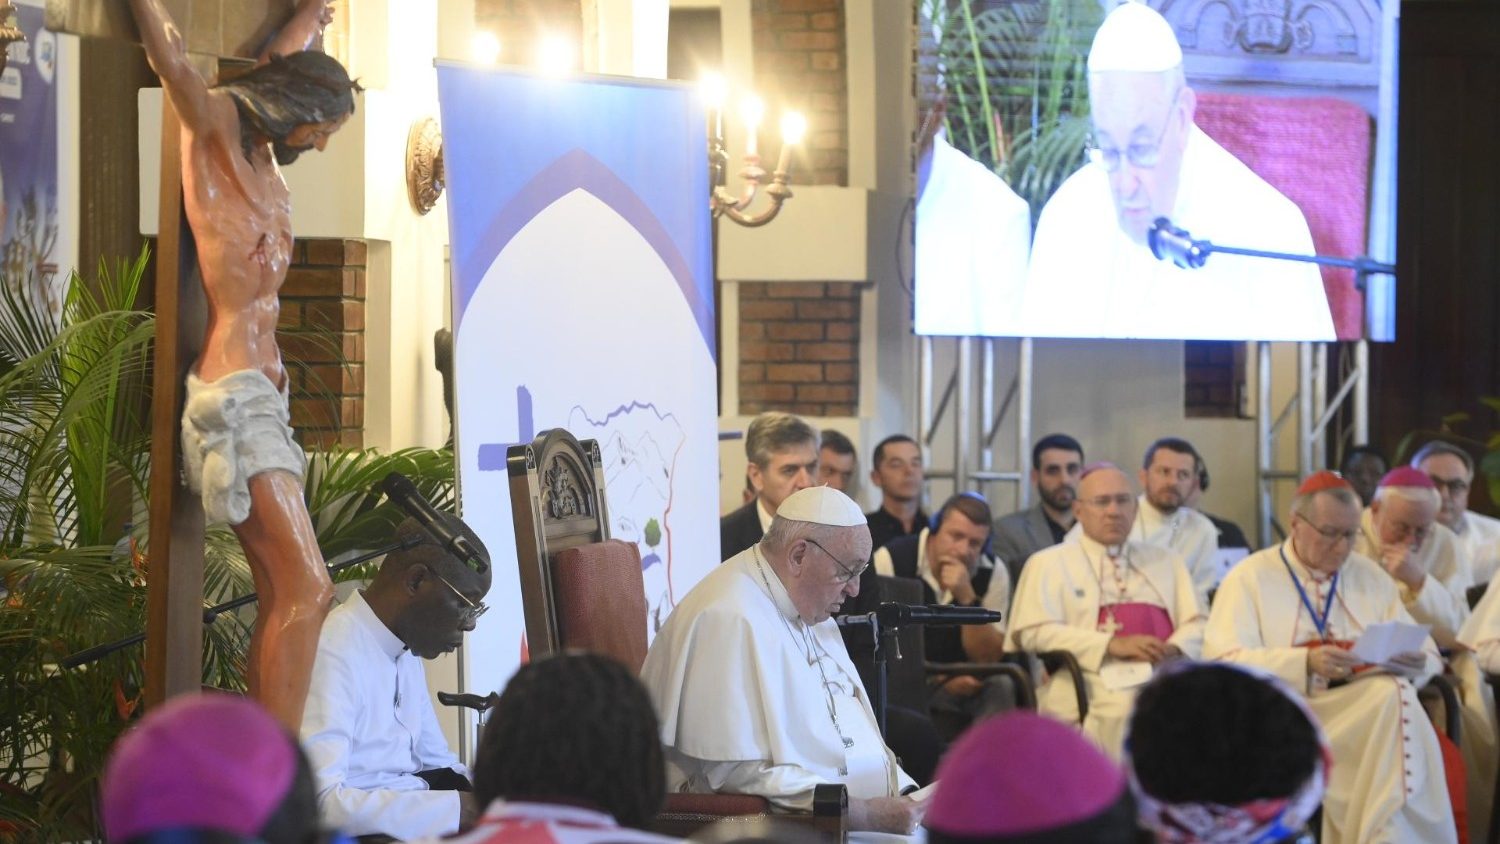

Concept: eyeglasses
[[803, 538, 869, 584], [1294, 513, 1358, 545], [1087, 87, 1182, 173], [429, 568, 489, 624], [1429, 476, 1471, 495], [1386, 521, 1432, 545], [1082, 493, 1135, 509]]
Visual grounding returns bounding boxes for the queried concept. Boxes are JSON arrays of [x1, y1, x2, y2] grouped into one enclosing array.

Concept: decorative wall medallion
[[405, 116, 444, 215]]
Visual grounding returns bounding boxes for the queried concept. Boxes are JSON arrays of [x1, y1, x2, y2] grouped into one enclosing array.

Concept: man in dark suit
[[866, 435, 928, 551], [991, 433, 1084, 587], [719, 412, 819, 560]]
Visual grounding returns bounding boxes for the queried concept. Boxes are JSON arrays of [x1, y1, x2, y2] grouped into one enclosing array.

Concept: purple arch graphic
[[453, 147, 714, 356]]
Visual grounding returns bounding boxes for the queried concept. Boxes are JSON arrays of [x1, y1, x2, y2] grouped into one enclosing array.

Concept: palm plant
[[925, 0, 1102, 223], [0, 248, 456, 838]]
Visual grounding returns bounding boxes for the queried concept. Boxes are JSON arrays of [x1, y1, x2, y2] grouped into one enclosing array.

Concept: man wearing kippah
[[1017, 1, 1334, 342], [1205, 470, 1457, 842], [641, 486, 924, 835]]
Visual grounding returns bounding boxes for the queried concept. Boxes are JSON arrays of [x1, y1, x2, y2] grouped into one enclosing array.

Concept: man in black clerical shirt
[[865, 435, 928, 551]]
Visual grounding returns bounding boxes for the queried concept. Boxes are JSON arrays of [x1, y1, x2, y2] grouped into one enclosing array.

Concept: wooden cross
[[47, 0, 294, 707]]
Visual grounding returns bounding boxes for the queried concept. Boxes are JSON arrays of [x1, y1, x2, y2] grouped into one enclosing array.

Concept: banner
[[437, 65, 717, 696], [1, 0, 60, 314]]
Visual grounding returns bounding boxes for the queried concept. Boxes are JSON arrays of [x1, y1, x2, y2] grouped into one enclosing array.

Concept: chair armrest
[[1422, 674, 1462, 746], [1035, 650, 1089, 725], [924, 662, 1036, 710]]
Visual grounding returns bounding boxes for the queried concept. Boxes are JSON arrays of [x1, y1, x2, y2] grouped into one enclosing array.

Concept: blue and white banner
[[436, 64, 716, 696], [1, 0, 60, 313]]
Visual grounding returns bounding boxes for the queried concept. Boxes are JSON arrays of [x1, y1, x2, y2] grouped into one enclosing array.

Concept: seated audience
[[1009, 463, 1204, 758], [1130, 437, 1220, 605], [923, 711, 1137, 843], [992, 433, 1084, 587], [721, 412, 819, 561], [818, 429, 858, 494], [1204, 470, 1457, 843], [1414, 440, 1500, 585], [300, 516, 492, 840], [101, 693, 342, 844], [865, 434, 928, 551], [1185, 456, 1250, 551], [431, 653, 677, 844], [642, 486, 923, 835], [1125, 662, 1327, 844], [1340, 444, 1388, 507], [873, 492, 1013, 736]]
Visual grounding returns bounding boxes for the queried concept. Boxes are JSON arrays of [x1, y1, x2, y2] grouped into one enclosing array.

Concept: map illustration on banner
[[438, 66, 716, 697]]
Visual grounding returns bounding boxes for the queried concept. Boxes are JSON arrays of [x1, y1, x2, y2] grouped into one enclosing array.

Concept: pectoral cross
[[47, 0, 295, 708]]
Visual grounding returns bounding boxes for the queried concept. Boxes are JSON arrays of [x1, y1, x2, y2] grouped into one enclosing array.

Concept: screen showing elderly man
[[1204, 471, 1456, 843], [642, 487, 923, 835], [1017, 2, 1333, 342], [1008, 463, 1204, 758]]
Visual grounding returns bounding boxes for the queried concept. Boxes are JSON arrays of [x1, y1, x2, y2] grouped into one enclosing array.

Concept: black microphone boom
[[874, 602, 1002, 627], [1148, 217, 1209, 269], [381, 472, 489, 574]]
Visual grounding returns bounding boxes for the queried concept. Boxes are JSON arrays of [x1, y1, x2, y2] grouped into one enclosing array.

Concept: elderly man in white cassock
[[1008, 463, 1204, 759], [640, 486, 923, 835], [1017, 1, 1334, 342], [1204, 470, 1457, 843]]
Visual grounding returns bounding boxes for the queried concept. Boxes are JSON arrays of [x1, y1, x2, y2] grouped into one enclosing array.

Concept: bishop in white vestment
[[1009, 464, 1204, 758], [640, 487, 921, 835], [1204, 471, 1456, 844]]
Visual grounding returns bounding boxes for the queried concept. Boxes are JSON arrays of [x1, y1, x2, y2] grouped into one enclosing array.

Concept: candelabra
[[0, 4, 24, 77], [704, 76, 806, 228]]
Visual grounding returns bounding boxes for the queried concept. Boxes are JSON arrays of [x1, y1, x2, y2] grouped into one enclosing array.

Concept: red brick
[[775, 0, 838, 12], [825, 322, 858, 342], [741, 383, 796, 402], [306, 299, 365, 332], [277, 302, 303, 328], [767, 322, 824, 341], [764, 283, 825, 299], [340, 428, 364, 449], [303, 239, 348, 266], [824, 363, 855, 383], [770, 13, 808, 29], [763, 51, 809, 72], [800, 341, 855, 362], [306, 363, 364, 394], [344, 268, 365, 299], [298, 428, 338, 450], [740, 322, 766, 341], [825, 282, 858, 298], [741, 300, 797, 320], [765, 363, 822, 382], [740, 282, 768, 299], [281, 267, 344, 297], [741, 340, 796, 362], [290, 397, 338, 429], [341, 397, 365, 428], [798, 300, 855, 320], [796, 383, 855, 402], [810, 11, 838, 29], [342, 239, 367, 266], [810, 52, 841, 71], [739, 363, 766, 383], [781, 31, 839, 51]]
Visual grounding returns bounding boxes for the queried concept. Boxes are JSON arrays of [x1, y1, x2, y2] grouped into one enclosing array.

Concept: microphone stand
[[1149, 217, 1395, 292], [59, 535, 424, 670]]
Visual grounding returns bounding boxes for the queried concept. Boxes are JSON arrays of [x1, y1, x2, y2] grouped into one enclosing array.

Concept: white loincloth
[[181, 369, 306, 526]]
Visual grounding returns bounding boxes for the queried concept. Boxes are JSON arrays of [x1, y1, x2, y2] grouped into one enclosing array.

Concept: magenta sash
[[1098, 602, 1175, 639]]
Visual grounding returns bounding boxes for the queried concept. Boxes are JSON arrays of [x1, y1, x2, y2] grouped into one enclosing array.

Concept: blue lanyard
[[1280, 545, 1338, 641]]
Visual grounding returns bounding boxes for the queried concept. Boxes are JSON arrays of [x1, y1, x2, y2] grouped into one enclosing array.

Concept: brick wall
[[751, 0, 847, 186], [739, 282, 859, 417], [279, 239, 367, 449], [1184, 341, 1244, 419]]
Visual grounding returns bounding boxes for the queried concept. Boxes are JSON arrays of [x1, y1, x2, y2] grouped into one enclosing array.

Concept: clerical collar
[[750, 545, 803, 625], [348, 590, 407, 661], [1282, 539, 1334, 583]]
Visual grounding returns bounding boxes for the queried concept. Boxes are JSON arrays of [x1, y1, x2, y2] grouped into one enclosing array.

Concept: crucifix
[[47, 0, 357, 729]]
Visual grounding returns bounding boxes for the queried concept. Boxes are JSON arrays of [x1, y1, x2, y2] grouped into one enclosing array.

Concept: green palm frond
[[306, 446, 456, 568]]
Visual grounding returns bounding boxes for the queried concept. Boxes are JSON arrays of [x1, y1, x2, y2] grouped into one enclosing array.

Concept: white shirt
[[1020, 125, 1335, 341], [915, 133, 1032, 336], [301, 590, 467, 839], [1453, 511, 1500, 586], [640, 546, 915, 811]]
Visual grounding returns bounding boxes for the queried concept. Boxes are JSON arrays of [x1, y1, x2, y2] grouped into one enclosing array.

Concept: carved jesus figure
[[130, 0, 358, 729]]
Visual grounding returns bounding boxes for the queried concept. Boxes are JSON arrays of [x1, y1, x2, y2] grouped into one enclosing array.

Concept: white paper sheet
[[1350, 621, 1431, 664]]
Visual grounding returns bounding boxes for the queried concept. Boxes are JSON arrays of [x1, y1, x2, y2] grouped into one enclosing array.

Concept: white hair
[[1373, 484, 1441, 510]]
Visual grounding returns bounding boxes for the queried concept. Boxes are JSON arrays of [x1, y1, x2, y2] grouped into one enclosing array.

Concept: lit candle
[[777, 111, 806, 174], [701, 72, 727, 142], [741, 95, 764, 158], [471, 31, 501, 65]]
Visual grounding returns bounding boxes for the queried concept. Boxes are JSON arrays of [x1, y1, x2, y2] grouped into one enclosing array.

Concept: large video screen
[[914, 0, 1370, 342]]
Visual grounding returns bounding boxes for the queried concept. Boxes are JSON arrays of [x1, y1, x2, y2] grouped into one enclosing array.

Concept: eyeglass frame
[[428, 566, 489, 624], [802, 537, 870, 584], [1080, 493, 1136, 510], [1086, 84, 1185, 173], [1291, 511, 1359, 545]]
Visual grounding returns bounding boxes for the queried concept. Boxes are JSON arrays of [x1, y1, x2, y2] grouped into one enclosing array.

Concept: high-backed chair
[[506, 428, 847, 840]]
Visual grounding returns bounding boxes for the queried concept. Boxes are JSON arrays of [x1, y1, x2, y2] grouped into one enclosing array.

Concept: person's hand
[[1385, 650, 1429, 678], [458, 792, 480, 831], [1107, 634, 1168, 663], [934, 557, 977, 605], [1307, 644, 1362, 680], [940, 675, 984, 697], [849, 795, 925, 835], [1381, 544, 1426, 591]]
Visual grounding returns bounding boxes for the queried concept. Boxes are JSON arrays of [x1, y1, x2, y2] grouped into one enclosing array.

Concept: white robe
[[914, 134, 1031, 336], [640, 546, 915, 812], [301, 591, 467, 839], [1204, 542, 1456, 844], [1063, 497, 1219, 607], [1454, 511, 1500, 586], [1019, 125, 1335, 341], [1007, 534, 1204, 758]]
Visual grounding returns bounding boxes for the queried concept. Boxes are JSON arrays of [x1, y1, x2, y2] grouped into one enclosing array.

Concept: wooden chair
[[505, 428, 847, 840]]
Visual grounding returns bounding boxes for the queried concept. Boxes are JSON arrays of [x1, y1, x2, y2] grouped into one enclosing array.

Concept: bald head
[[1075, 465, 1137, 546], [367, 516, 492, 659]]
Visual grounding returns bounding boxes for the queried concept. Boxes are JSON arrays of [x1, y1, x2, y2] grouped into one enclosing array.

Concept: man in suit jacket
[[992, 434, 1084, 588], [720, 412, 820, 561]]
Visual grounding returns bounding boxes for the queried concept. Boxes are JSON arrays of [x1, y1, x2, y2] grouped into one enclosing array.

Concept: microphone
[[1148, 217, 1209, 269], [381, 472, 489, 574], [875, 602, 1002, 627]]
